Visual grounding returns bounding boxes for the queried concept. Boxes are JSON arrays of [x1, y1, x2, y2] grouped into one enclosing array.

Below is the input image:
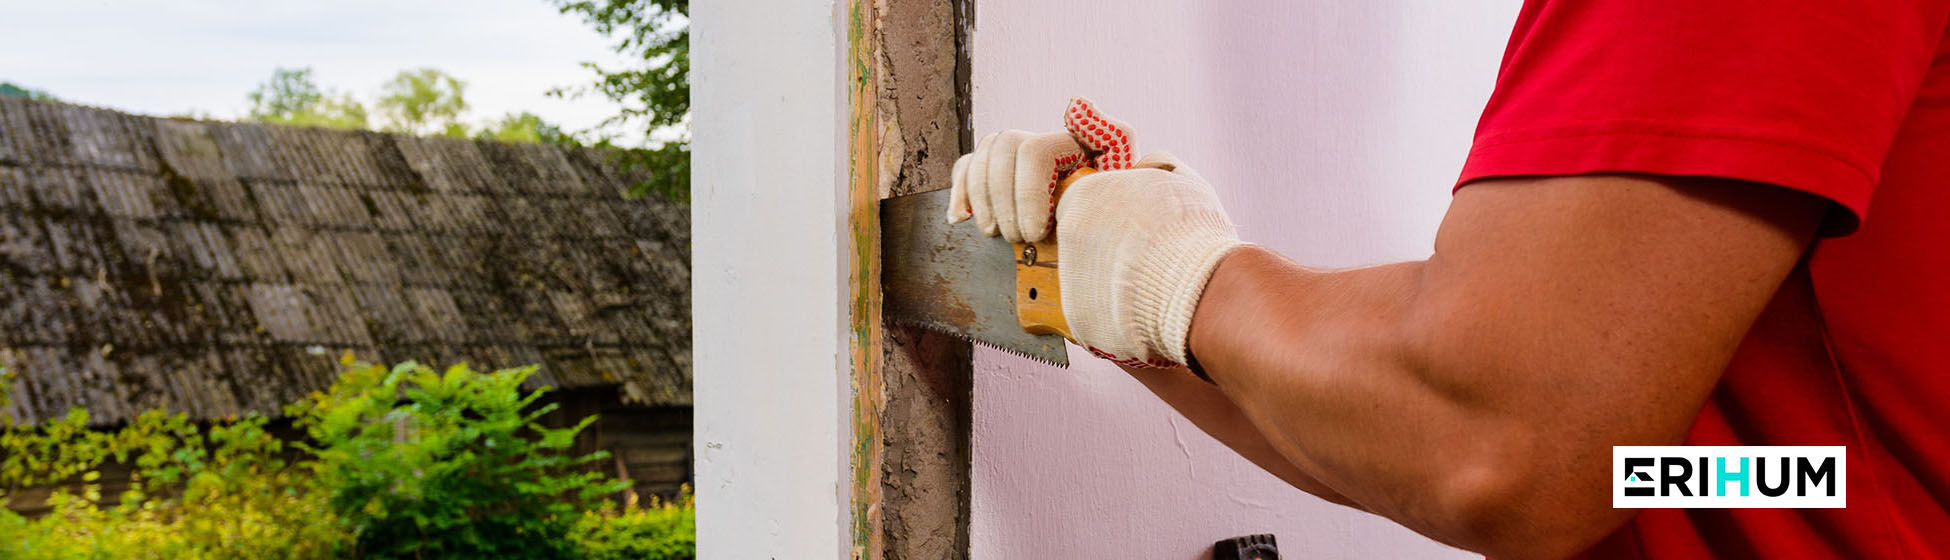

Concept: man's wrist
[[1183, 245, 1280, 384], [1132, 217, 1250, 365]]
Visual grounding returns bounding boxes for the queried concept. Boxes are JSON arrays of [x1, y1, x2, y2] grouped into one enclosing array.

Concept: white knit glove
[[949, 98, 1248, 368], [948, 98, 1137, 243], [1057, 152, 1249, 368]]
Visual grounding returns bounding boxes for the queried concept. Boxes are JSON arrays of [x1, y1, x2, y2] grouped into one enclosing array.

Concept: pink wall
[[969, 2, 1522, 557]]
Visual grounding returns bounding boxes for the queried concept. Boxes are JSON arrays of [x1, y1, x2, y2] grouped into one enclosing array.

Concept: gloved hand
[[949, 98, 1250, 368], [947, 97, 1138, 243], [1057, 152, 1249, 368]]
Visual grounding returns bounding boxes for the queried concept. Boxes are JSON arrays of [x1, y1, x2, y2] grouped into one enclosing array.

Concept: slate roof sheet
[[0, 99, 690, 424]]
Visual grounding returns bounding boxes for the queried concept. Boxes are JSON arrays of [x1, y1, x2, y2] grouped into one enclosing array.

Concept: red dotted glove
[[948, 97, 1137, 243], [1057, 151, 1248, 368], [951, 99, 1246, 369]]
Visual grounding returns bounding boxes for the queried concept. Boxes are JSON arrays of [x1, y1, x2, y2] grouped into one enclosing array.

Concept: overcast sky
[[0, 0, 638, 141]]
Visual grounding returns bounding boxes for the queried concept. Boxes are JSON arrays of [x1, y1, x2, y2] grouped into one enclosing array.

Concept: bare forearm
[[1173, 176, 1821, 558], [1184, 246, 1674, 558], [1186, 251, 1485, 538]]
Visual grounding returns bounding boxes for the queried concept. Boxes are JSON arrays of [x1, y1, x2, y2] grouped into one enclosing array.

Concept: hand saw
[[879, 168, 1102, 367]]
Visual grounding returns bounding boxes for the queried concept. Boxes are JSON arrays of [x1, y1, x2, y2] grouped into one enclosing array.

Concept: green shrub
[[290, 359, 628, 559], [0, 368, 347, 559], [0, 359, 693, 559], [573, 489, 698, 560]]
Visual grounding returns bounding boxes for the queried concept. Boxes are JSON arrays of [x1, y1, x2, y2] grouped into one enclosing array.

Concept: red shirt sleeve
[[1458, 0, 1950, 235]]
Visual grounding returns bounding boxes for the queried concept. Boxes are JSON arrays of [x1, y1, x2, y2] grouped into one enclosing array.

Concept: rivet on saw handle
[[1012, 167, 1098, 341], [1012, 161, 1176, 342]]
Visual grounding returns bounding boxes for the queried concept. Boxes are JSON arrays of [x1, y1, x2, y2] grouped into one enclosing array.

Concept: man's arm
[[1176, 174, 1824, 559]]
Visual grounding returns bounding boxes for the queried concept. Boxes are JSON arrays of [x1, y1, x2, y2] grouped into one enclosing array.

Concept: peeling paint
[[845, 0, 888, 557]]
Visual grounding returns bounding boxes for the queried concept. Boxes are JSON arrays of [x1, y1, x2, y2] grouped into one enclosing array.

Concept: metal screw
[[1019, 244, 1037, 266]]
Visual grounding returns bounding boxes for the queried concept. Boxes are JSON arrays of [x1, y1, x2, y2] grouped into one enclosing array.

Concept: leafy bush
[[291, 360, 627, 559], [0, 359, 695, 559], [0, 370, 346, 560], [573, 490, 698, 560]]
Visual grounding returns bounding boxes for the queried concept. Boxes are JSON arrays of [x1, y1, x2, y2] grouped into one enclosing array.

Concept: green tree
[[553, 0, 690, 201], [376, 68, 470, 137], [0, 82, 54, 100], [479, 111, 571, 144], [246, 67, 369, 130]]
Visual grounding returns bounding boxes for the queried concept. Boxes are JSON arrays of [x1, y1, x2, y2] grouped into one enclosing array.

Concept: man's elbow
[[1430, 452, 1632, 560]]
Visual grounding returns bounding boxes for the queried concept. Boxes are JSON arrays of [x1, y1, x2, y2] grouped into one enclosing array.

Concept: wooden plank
[[627, 461, 691, 484], [846, 0, 888, 557], [620, 446, 690, 465]]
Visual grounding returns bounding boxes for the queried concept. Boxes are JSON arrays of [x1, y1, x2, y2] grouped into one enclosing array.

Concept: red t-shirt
[[1457, 1, 1950, 558]]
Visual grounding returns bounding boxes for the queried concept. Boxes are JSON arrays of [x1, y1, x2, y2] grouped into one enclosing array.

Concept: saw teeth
[[985, 345, 1069, 367], [885, 316, 1069, 368]]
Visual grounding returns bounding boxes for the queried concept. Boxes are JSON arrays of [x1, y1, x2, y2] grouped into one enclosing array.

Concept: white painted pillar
[[692, 2, 849, 557]]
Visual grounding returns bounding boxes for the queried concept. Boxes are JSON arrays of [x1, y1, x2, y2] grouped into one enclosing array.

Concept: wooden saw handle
[[1013, 167, 1098, 341], [1013, 161, 1176, 341]]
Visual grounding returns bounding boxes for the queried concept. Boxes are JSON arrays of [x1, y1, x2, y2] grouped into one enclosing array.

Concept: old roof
[[0, 98, 691, 424]]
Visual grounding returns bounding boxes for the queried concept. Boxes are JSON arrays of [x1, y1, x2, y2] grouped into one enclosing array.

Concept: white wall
[[970, 2, 1523, 558], [692, 1, 849, 557]]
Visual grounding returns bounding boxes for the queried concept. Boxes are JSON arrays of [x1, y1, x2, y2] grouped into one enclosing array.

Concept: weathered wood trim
[[851, 0, 976, 558], [846, 0, 888, 557]]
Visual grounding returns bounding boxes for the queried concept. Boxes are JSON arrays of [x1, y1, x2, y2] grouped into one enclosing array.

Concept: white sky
[[0, 0, 641, 142]]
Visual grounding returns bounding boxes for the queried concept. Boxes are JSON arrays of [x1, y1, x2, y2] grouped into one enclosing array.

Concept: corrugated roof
[[0, 98, 691, 424]]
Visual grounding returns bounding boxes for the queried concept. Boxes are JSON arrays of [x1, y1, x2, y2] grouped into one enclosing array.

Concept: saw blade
[[881, 188, 1069, 367]]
